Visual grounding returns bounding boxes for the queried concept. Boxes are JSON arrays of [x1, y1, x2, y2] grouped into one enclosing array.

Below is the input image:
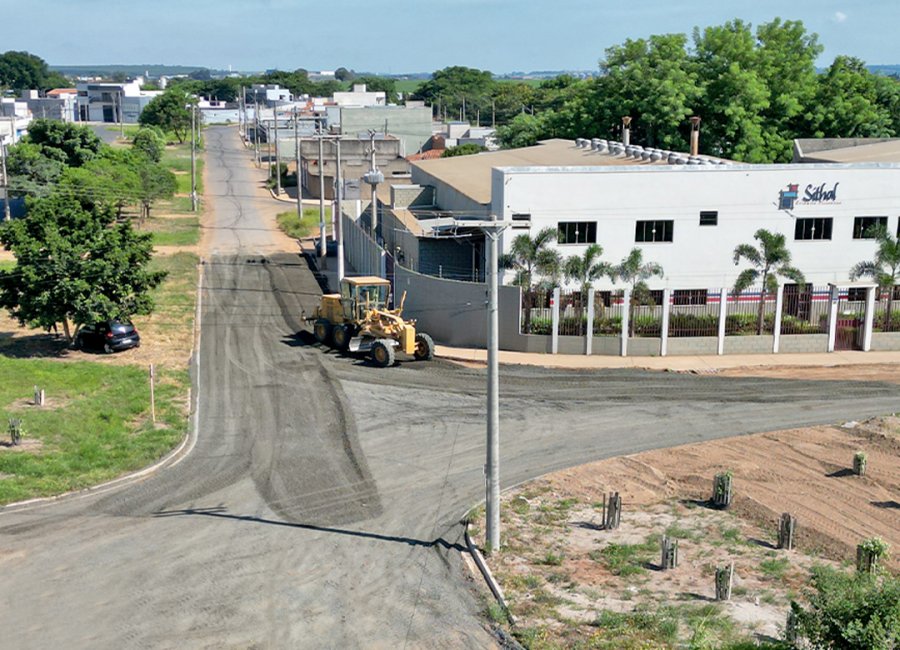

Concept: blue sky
[[3, 0, 898, 73]]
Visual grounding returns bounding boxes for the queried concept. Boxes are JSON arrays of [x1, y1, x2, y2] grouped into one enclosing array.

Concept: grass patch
[[759, 556, 791, 581], [0, 357, 188, 504], [595, 536, 658, 577], [140, 252, 198, 335], [0, 260, 16, 273], [665, 522, 699, 540], [276, 207, 332, 239], [145, 216, 200, 247], [536, 550, 564, 566]]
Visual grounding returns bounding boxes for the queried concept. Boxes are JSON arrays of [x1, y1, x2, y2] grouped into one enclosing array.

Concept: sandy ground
[[478, 416, 899, 645]]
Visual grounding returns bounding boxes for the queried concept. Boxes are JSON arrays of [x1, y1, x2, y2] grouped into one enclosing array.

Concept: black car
[[73, 321, 141, 354]]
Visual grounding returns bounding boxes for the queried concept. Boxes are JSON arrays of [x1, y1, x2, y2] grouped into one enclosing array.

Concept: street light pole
[[335, 137, 344, 283], [317, 130, 326, 261], [254, 91, 260, 166], [190, 103, 198, 212], [294, 107, 302, 220], [274, 107, 281, 196], [0, 136, 10, 222]]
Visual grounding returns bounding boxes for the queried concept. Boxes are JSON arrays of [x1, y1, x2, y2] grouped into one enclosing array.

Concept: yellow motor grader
[[306, 276, 435, 367]]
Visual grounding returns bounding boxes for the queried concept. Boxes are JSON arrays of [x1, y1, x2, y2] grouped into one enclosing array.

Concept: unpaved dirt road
[[2, 127, 900, 649]]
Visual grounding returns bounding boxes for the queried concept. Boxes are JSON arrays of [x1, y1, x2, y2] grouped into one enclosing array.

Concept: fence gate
[[835, 291, 863, 351]]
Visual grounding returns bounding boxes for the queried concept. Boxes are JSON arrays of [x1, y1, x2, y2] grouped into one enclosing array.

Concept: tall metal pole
[[317, 131, 326, 260], [0, 136, 10, 222], [266, 120, 272, 180], [274, 108, 281, 195], [335, 137, 344, 282], [190, 104, 198, 212], [239, 85, 245, 139], [369, 131, 378, 238], [294, 107, 302, 219], [485, 226, 500, 553], [254, 92, 260, 166], [118, 91, 124, 138]]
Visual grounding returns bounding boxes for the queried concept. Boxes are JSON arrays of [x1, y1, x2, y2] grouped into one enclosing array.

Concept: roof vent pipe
[[649, 150, 662, 162], [621, 116, 632, 146], [591, 138, 601, 150], [597, 140, 609, 153], [689, 116, 701, 156], [667, 153, 680, 164]]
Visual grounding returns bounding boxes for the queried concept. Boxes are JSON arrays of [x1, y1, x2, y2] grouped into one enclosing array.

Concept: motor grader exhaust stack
[[307, 276, 435, 367]]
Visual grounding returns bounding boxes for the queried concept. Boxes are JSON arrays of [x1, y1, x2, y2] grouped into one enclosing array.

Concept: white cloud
[[833, 11, 848, 23]]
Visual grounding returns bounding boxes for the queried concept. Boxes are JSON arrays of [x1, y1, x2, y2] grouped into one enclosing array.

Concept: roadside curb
[[0, 259, 205, 515], [268, 188, 296, 203]]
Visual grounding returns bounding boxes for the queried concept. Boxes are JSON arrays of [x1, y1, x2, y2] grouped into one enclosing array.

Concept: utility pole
[[190, 103, 198, 212], [294, 106, 302, 220], [0, 136, 10, 222], [335, 136, 344, 283], [254, 92, 260, 166], [492, 99, 496, 128], [274, 108, 281, 195], [118, 91, 124, 138], [239, 85, 245, 139], [266, 119, 273, 180], [368, 130, 379, 238], [317, 130, 327, 261]]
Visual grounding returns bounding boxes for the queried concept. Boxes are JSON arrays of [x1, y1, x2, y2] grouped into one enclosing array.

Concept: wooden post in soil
[[712, 471, 733, 509], [660, 536, 678, 570], [604, 492, 622, 530], [778, 513, 796, 551], [715, 562, 734, 600], [33, 385, 45, 406]]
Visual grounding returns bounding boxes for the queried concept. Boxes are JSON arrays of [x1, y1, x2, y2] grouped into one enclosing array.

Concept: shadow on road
[[153, 506, 466, 552]]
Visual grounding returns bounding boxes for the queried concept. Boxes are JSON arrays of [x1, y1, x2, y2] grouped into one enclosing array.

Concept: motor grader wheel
[[313, 319, 332, 346], [332, 324, 353, 351], [370, 339, 395, 368], [414, 332, 435, 361]]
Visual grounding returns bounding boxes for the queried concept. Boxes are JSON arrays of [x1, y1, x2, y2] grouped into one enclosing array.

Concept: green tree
[[60, 149, 142, 219], [440, 143, 486, 157], [849, 224, 900, 330], [495, 112, 550, 149], [132, 126, 166, 163], [351, 75, 397, 101], [24, 119, 103, 168], [135, 160, 176, 223], [873, 74, 900, 135], [563, 243, 611, 295], [0, 50, 66, 91], [732, 228, 804, 335], [334, 67, 355, 82], [499, 227, 562, 332], [5, 142, 67, 199], [414, 66, 496, 121], [0, 191, 165, 341], [789, 566, 899, 650], [609, 248, 664, 337], [139, 88, 196, 143], [813, 56, 894, 138]]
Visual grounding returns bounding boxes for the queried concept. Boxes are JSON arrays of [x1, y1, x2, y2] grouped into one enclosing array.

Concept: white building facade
[[491, 163, 900, 289]]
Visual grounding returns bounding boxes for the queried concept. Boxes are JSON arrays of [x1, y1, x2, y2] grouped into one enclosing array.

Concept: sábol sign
[[778, 182, 840, 210]]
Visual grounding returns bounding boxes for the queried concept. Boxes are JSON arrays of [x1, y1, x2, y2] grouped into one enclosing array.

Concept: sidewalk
[[435, 344, 900, 372]]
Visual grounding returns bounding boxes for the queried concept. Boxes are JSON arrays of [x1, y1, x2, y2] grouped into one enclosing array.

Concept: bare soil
[[477, 417, 899, 647], [720, 362, 900, 384]]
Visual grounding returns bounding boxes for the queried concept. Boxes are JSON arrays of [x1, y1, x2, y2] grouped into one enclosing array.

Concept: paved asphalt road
[[3, 127, 900, 649]]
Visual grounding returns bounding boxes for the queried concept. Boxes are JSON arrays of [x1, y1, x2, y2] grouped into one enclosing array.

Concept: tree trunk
[[757, 270, 768, 336], [61, 318, 72, 343], [887, 286, 894, 332]]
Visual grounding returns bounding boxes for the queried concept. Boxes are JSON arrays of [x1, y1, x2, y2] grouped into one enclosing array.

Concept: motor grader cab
[[308, 276, 435, 367]]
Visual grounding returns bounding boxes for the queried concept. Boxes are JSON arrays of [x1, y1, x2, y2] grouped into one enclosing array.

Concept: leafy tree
[[135, 160, 176, 223], [789, 566, 899, 650], [441, 143, 486, 157], [813, 56, 894, 138], [132, 127, 166, 163], [873, 74, 900, 135], [495, 113, 550, 149], [414, 66, 496, 121], [139, 88, 196, 143], [5, 142, 67, 199], [334, 67, 355, 82], [60, 150, 142, 219], [0, 191, 165, 341], [24, 119, 102, 168], [563, 243, 611, 295], [0, 50, 65, 91], [499, 227, 562, 332], [188, 68, 211, 81], [609, 248, 664, 337], [849, 225, 900, 330], [732, 228, 804, 335]]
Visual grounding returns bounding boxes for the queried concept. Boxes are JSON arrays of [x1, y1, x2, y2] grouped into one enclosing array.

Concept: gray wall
[[668, 337, 718, 355], [779, 334, 828, 353], [338, 106, 433, 155], [869, 332, 900, 351], [723, 335, 775, 354]]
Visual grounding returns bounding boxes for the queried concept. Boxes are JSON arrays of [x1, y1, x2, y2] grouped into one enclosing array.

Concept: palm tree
[[563, 243, 611, 334], [609, 248, 664, 337], [733, 229, 804, 335], [849, 225, 900, 331], [500, 227, 562, 332]]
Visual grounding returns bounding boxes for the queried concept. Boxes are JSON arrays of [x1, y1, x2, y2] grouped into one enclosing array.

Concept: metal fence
[[593, 290, 624, 336], [780, 285, 829, 335], [342, 213, 385, 278], [522, 289, 552, 335], [724, 287, 775, 335], [669, 290, 721, 337], [558, 290, 588, 336], [874, 290, 900, 332]]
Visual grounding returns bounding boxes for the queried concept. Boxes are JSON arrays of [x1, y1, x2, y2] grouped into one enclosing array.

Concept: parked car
[[73, 321, 141, 354]]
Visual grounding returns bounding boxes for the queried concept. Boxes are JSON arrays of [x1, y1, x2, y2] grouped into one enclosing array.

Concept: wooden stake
[[778, 513, 796, 551], [715, 562, 734, 600], [605, 492, 622, 530], [149, 364, 156, 424], [660, 536, 678, 570], [712, 472, 733, 509]]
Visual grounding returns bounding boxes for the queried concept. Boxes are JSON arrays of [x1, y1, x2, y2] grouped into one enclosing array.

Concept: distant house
[[75, 81, 163, 123], [19, 89, 78, 122]]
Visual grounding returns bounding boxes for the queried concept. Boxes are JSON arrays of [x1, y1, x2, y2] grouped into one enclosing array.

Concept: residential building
[[332, 84, 386, 108], [300, 135, 408, 200], [19, 89, 78, 122], [75, 81, 163, 123]]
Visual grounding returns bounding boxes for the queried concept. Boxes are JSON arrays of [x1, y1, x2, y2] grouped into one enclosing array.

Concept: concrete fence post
[[863, 285, 876, 352], [773, 283, 784, 354], [660, 288, 671, 357], [585, 288, 595, 356], [827, 283, 839, 353], [551, 287, 560, 355], [717, 287, 727, 355], [620, 288, 631, 357]]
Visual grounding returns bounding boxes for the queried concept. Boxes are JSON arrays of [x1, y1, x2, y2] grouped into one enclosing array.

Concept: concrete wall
[[869, 332, 900, 351], [723, 335, 775, 354], [492, 164, 900, 290], [629, 337, 661, 356], [668, 336, 719, 355], [338, 106, 432, 156], [779, 334, 828, 353]]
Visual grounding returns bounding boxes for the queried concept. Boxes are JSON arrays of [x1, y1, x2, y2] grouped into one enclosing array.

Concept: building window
[[853, 216, 887, 239], [673, 289, 708, 305], [635, 220, 674, 243], [699, 211, 718, 226], [558, 221, 597, 244], [847, 288, 868, 302], [794, 218, 832, 241]]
